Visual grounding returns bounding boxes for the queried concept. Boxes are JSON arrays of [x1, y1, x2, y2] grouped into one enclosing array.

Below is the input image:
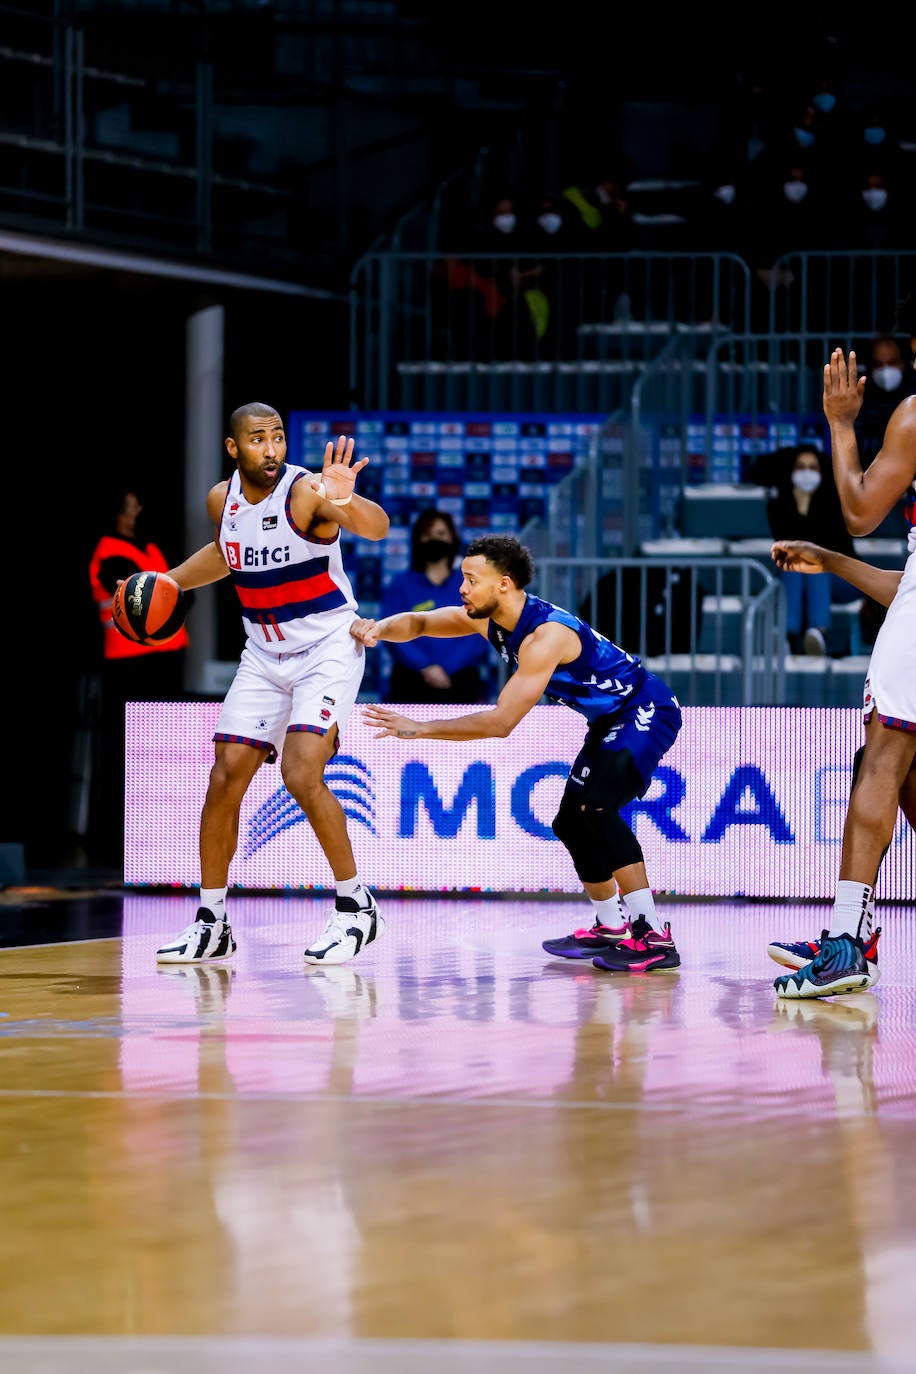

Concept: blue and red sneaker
[[542, 919, 629, 960], [768, 925, 881, 978], [774, 930, 877, 999], [591, 917, 681, 974]]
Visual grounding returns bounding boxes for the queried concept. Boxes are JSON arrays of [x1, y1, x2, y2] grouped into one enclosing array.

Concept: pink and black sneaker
[[542, 919, 629, 960], [592, 916, 681, 973]]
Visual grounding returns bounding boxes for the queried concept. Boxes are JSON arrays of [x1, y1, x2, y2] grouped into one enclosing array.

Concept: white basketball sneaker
[[156, 910, 237, 964], [303, 893, 384, 965]]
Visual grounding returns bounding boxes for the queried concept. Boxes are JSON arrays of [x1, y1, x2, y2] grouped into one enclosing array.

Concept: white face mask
[[783, 181, 809, 204], [493, 214, 517, 234], [862, 187, 888, 212], [792, 468, 821, 493], [713, 184, 736, 205], [872, 365, 903, 391], [537, 213, 563, 234]]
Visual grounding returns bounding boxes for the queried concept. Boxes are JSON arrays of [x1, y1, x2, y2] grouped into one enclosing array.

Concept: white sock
[[828, 881, 874, 938], [336, 876, 371, 907], [620, 887, 662, 933], [591, 892, 626, 928], [199, 887, 227, 922]]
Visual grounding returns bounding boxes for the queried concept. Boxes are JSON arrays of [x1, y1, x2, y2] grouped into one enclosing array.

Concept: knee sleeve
[[552, 791, 644, 883]]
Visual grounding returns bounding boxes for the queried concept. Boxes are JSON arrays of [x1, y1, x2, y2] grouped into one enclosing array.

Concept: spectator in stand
[[856, 332, 916, 470], [745, 443, 855, 656], [854, 106, 903, 180], [560, 166, 636, 319], [744, 160, 825, 329], [380, 509, 490, 704], [846, 168, 907, 251], [560, 172, 635, 252], [432, 190, 521, 361], [511, 190, 582, 356]]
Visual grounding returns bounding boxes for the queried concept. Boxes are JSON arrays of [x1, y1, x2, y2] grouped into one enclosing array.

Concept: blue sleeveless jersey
[[487, 594, 655, 724]]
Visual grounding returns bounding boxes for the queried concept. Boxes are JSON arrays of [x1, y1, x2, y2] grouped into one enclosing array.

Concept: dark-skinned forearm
[[819, 547, 902, 607]]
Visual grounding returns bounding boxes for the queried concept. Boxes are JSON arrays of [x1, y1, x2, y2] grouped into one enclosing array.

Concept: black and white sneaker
[[303, 893, 384, 965], [156, 909, 237, 964]]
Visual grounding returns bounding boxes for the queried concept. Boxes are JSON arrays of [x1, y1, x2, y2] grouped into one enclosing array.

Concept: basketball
[[112, 571, 186, 645]]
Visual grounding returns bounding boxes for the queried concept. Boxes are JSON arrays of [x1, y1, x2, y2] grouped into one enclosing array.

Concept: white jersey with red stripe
[[218, 464, 357, 655], [863, 479, 916, 730]]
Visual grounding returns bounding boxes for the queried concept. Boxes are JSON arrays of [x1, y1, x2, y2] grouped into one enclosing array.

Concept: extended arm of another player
[[771, 539, 903, 606], [351, 605, 482, 645], [361, 625, 562, 740]]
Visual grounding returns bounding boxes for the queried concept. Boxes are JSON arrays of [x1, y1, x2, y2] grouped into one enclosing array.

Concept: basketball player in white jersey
[[769, 294, 916, 999], [154, 404, 390, 966]]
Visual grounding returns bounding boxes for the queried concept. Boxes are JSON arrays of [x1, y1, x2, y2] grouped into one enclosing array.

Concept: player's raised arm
[[824, 348, 916, 535], [291, 435, 390, 541]]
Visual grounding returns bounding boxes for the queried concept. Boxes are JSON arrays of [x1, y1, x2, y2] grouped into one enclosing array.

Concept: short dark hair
[[229, 402, 282, 440], [465, 534, 534, 588]]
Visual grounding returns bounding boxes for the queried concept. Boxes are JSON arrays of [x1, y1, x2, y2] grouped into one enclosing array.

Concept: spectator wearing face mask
[[433, 191, 521, 360], [510, 192, 581, 355], [856, 332, 916, 469], [379, 509, 491, 704], [744, 159, 825, 329], [746, 443, 855, 655], [844, 168, 907, 251]]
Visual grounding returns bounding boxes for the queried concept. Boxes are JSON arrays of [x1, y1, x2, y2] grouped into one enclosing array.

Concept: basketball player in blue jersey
[[154, 403, 390, 967], [350, 534, 684, 973], [768, 294, 916, 999]]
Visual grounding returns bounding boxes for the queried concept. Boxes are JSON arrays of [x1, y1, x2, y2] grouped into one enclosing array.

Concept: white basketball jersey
[[218, 464, 357, 655]]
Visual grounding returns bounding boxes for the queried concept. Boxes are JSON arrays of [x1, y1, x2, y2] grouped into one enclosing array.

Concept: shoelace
[[320, 910, 351, 939]]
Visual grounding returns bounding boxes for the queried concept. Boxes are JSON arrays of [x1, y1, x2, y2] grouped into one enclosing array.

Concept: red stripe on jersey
[[235, 571, 338, 609]]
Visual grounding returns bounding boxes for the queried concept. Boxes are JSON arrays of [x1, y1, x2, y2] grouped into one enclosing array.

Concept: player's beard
[[464, 598, 498, 620]]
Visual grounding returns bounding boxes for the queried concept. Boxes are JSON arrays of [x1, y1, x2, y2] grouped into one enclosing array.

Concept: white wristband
[[313, 480, 327, 498], [329, 493, 353, 506]]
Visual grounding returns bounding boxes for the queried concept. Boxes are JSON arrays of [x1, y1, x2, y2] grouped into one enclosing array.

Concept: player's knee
[[552, 794, 642, 882]]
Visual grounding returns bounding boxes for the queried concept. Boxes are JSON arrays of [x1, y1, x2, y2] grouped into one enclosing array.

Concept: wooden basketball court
[[1, 888, 914, 1373]]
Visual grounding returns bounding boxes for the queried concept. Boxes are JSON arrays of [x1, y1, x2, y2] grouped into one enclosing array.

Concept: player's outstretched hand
[[321, 433, 368, 503], [770, 539, 826, 573], [823, 347, 866, 425], [350, 617, 380, 647], [363, 705, 420, 739]]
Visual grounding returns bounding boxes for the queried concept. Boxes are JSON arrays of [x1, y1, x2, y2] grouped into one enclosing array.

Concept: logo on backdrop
[[244, 755, 378, 856], [243, 756, 802, 856]]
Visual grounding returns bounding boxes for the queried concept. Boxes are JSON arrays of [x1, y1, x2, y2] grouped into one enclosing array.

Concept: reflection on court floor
[[0, 893, 914, 1374]]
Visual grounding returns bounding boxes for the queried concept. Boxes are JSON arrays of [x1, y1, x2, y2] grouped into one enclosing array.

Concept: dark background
[[3, 4, 914, 871]]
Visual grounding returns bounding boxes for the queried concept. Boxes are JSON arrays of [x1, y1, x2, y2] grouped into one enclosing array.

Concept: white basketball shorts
[[214, 622, 365, 762], [863, 545, 916, 732]]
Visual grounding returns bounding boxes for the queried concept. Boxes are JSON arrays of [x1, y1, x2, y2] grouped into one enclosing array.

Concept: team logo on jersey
[[262, 515, 278, 530], [229, 503, 240, 516], [320, 708, 332, 722]]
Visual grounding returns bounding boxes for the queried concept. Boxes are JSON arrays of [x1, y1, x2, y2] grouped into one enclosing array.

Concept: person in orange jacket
[[87, 489, 189, 866]]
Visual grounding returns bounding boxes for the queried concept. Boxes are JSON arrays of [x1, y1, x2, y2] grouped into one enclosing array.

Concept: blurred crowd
[[433, 64, 915, 355]]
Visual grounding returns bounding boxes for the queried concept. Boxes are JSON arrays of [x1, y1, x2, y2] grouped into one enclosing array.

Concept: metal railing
[[348, 249, 752, 411], [527, 556, 786, 706], [349, 247, 916, 413]]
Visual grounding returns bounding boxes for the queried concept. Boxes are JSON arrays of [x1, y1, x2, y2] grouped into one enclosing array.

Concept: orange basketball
[[112, 571, 186, 645]]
